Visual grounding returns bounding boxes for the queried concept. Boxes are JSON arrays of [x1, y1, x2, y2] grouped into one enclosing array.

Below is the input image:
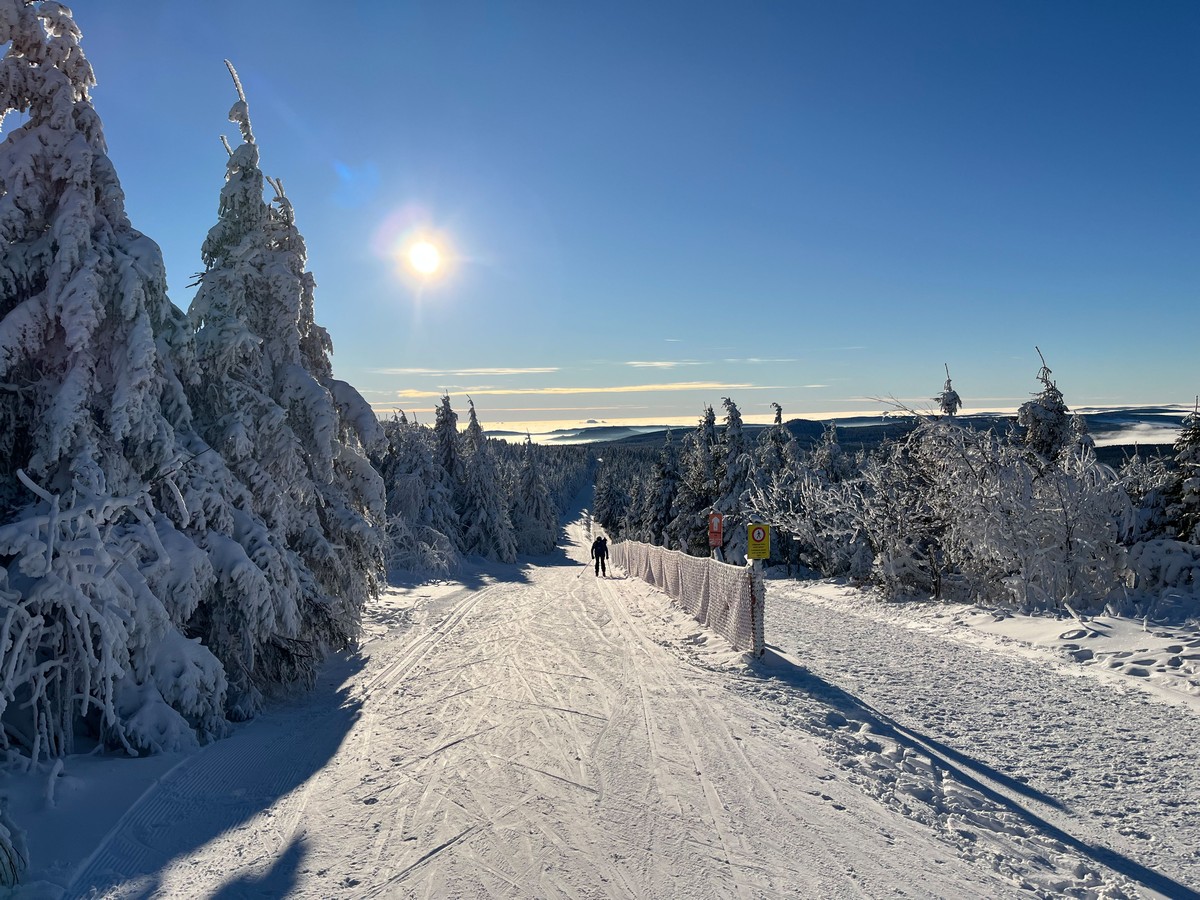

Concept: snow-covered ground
[[5, 512, 1199, 898]]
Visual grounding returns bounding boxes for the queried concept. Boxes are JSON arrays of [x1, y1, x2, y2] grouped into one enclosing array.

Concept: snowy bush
[[1126, 539, 1200, 597], [0, 475, 226, 760], [859, 419, 1131, 610]]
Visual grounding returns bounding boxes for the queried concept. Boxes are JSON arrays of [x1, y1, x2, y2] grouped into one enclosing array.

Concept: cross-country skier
[[591, 535, 609, 576]]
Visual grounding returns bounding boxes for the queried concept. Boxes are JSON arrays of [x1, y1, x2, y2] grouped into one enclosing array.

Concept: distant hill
[[530, 405, 1188, 468]]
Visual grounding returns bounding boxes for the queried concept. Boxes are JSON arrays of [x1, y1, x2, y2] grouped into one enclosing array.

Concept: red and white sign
[[707, 512, 724, 548]]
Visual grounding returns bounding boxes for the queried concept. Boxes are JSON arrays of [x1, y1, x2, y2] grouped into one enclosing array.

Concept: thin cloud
[[380, 381, 768, 400], [721, 357, 801, 365], [372, 366, 560, 377], [625, 360, 702, 369]]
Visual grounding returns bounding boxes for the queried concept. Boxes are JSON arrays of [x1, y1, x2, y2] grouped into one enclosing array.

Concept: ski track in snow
[[746, 584, 1200, 898], [46, 516, 1199, 899]]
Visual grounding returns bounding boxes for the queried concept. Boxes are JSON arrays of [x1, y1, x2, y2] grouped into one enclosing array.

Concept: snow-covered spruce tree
[[187, 65, 384, 703], [714, 397, 754, 560], [810, 421, 856, 484], [642, 429, 680, 546], [458, 399, 516, 562], [935, 364, 961, 418], [622, 473, 647, 542], [377, 414, 460, 574], [754, 403, 793, 478], [667, 406, 719, 555], [0, 0, 238, 782], [592, 464, 626, 539], [264, 174, 386, 644], [1016, 348, 1072, 465], [1167, 400, 1200, 543], [1118, 449, 1173, 542], [511, 434, 558, 555], [432, 394, 467, 537], [753, 403, 800, 566]]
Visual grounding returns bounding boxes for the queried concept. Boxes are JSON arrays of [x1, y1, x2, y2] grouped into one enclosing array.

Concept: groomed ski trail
[[66, 514, 1079, 899]]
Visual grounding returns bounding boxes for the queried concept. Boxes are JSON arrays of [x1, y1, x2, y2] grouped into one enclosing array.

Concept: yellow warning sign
[[747, 523, 770, 560]]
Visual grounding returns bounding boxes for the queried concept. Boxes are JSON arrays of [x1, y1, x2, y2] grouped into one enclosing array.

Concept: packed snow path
[[757, 585, 1200, 898], [61, 516, 1196, 898]]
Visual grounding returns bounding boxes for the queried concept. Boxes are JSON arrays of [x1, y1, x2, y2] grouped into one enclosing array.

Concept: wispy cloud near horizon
[[371, 366, 560, 377], [371, 381, 770, 401], [625, 360, 702, 368], [722, 357, 801, 365]]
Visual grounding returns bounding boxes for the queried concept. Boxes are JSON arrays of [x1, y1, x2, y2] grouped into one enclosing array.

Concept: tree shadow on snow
[[67, 653, 366, 900], [750, 647, 1200, 900], [208, 834, 308, 899]]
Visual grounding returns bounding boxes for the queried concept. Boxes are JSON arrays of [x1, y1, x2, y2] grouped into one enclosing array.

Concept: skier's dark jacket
[[590, 537, 608, 560]]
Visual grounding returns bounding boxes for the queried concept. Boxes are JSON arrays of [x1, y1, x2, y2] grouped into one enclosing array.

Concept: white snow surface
[[4, 511, 1200, 899]]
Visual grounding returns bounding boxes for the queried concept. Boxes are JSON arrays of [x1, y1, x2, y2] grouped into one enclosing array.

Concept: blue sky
[[76, 1, 1198, 430]]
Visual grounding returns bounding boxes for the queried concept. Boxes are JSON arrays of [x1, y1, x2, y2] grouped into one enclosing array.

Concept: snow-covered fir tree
[[458, 399, 516, 562], [935, 364, 961, 417], [642, 429, 680, 546], [511, 435, 558, 555], [263, 173, 386, 646], [592, 464, 626, 538], [1017, 348, 1072, 464], [667, 406, 719, 554], [1169, 400, 1200, 543], [810, 421, 855, 483], [714, 397, 754, 560], [187, 64, 383, 709], [0, 0, 246, 785], [377, 414, 461, 574], [753, 404, 801, 566]]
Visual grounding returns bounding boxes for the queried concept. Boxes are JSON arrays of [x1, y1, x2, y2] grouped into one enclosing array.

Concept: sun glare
[[408, 240, 442, 276]]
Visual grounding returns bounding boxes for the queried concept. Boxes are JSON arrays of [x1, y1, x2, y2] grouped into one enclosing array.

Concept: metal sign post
[[746, 522, 768, 657]]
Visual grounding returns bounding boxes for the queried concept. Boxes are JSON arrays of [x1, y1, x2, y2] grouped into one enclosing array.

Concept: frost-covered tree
[[1169, 400, 1200, 543], [1016, 348, 1072, 464], [668, 406, 719, 555], [511, 435, 558, 555], [714, 397, 754, 560], [0, 0, 242, 781], [187, 64, 383, 705], [264, 174, 386, 645], [810, 422, 856, 484], [642, 429, 680, 546], [458, 399, 516, 562], [935, 364, 961, 418], [592, 464, 627, 539], [377, 415, 460, 574]]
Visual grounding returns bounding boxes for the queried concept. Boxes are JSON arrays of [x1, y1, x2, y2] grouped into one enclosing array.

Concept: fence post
[[748, 557, 765, 658]]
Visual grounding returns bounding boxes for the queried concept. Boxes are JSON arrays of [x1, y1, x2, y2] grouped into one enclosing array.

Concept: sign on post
[[707, 512, 724, 548], [747, 523, 770, 560]]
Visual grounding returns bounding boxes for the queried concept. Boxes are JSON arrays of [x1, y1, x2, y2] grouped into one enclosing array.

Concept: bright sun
[[408, 240, 442, 276]]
